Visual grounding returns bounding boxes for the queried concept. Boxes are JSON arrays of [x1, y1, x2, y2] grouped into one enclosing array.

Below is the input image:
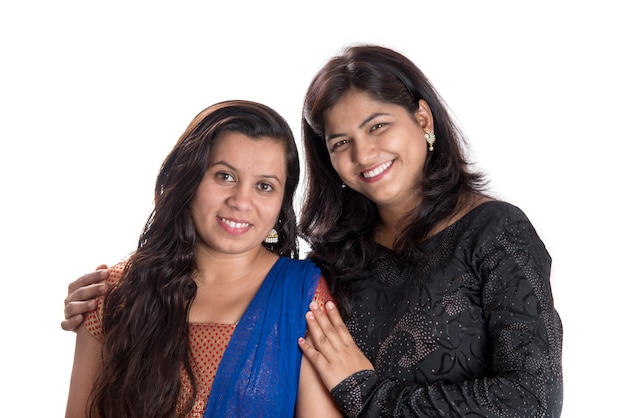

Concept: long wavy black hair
[[299, 45, 488, 312], [89, 100, 300, 417]]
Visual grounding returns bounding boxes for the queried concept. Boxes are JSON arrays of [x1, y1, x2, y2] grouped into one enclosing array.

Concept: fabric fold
[[204, 257, 320, 417]]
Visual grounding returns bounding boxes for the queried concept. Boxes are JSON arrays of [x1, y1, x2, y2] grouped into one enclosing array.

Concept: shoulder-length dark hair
[[89, 100, 300, 418], [299, 45, 487, 307]]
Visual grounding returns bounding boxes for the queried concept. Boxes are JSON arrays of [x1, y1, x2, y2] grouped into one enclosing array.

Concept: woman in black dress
[[297, 44, 563, 417]]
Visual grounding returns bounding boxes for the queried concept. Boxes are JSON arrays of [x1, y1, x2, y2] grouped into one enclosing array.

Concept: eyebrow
[[326, 112, 391, 141], [209, 160, 283, 185]]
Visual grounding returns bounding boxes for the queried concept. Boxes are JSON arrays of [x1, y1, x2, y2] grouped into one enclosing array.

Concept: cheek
[[266, 192, 285, 216], [189, 193, 212, 220], [264, 205, 282, 227], [329, 155, 345, 175], [189, 204, 203, 228]]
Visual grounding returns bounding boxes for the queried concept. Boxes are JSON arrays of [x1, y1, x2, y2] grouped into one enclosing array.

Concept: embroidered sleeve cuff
[[330, 369, 379, 418]]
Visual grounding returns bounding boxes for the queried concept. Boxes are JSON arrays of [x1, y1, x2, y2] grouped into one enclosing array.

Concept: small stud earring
[[424, 130, 436, 151]]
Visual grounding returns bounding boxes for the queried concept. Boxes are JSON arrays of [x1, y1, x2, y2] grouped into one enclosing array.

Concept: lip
[[218, 216, 252, 234], [360, 160, 394, 182]]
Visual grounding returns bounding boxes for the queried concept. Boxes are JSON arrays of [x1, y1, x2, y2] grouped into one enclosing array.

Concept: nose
[[351, 136, 377, 166], [226, 184, 253, 211]]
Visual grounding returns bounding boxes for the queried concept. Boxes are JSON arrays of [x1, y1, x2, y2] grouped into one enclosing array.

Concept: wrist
[[330, 369, 378, 417]]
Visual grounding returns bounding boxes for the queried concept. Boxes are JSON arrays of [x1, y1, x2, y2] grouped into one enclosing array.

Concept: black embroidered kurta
[[331, 201, 563, 417]]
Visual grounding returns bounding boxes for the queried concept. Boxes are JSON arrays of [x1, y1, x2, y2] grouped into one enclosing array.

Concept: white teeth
[[221, 218, 250, 229], [362, 161, 393, 178]]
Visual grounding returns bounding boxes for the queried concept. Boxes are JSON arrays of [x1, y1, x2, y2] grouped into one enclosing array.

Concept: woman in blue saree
[[65, 100, 341, 418]]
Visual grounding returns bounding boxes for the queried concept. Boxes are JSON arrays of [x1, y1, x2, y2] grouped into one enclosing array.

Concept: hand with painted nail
[[61, 264, 109, 332], [298, 301, 374, 390]]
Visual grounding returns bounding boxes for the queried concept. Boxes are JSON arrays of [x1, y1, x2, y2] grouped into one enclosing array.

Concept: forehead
[[329, 90, 382, 111], [210, 131, 287, 172], [325, 90, 396, 128]]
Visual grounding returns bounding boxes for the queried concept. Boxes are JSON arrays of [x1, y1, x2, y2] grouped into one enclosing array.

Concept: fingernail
[[305, 311, 315, 320], [298, 337, 305, 344], [309, 301, 319, 310], [327, 301, 335, 309]]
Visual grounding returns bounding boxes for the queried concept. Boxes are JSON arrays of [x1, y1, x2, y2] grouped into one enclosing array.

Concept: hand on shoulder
[[61, 265, 109, 332]]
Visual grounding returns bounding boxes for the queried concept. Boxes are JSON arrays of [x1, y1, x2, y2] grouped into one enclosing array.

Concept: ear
[[413, 99, 434, 131]]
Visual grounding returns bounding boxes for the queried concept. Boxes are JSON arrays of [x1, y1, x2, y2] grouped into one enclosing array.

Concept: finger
[[64, 299, 99, 320], [298, 336, 321, 360], [60, 313, 84, 332], [306, 302, 343, 351], [67, 267, 109, 295], [298, 335, 333, 374], [324, 301, 354, 345], [64, 282, 107, 308], [309, 302, 341, 340], [304, 308, 326, 344]]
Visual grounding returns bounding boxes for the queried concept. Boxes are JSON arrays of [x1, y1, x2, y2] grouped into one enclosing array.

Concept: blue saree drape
[[203, 257, 321, 417]]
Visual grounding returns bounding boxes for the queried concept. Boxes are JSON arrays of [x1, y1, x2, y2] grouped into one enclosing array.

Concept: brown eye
[[370, 122, 386, 132], [330, 139, 349, 152], [256, 182, 274, 193], [216, 172, 235, 183]]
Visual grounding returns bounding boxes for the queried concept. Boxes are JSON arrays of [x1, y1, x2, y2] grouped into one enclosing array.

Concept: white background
[[1, 1, 623, 416]]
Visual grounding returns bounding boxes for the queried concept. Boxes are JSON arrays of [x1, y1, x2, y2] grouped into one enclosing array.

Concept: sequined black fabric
[[330, 201, 563, 417]]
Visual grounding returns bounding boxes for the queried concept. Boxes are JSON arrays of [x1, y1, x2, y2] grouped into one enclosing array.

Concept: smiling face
[[190, 132, 286, 257], [324, 89, 433, 214]]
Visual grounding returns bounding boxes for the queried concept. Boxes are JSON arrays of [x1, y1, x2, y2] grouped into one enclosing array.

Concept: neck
[[188, 246, 279, 324], [193, 246, 278, 285], [374, 199, 418, 249]]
